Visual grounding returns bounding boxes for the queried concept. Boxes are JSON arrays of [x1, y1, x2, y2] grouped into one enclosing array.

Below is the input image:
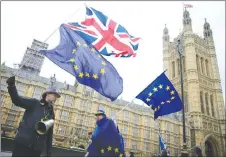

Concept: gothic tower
[[163, 9, 225, 157], [20, 39, 48, 75]]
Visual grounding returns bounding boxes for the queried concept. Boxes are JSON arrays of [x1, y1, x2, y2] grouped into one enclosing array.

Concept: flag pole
[[13, 7, 83, 77], [177, 32, 188, 157], [158, 119, 161, 156], [113, 98, 135, 120]]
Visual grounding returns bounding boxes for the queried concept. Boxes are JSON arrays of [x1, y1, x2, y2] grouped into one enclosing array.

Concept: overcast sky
[[1, 1, 225, 103]]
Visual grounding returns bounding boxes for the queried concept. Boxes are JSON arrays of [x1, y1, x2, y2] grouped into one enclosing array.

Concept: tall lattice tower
[[162, 9, 225, 157]]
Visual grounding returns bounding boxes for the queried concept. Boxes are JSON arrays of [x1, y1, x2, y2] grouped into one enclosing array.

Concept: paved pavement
[[1, 151, 12, 157]]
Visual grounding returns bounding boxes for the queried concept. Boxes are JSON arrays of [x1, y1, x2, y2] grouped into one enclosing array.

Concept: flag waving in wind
[[65, 5, 141, 58], [159, 134, 166, 150], [39, 24, 123, 101], [135, 72, 183, 119], [184, 4, 193, 8]]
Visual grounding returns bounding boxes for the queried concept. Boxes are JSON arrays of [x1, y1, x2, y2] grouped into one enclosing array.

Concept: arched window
[[210, 95, 215, 117], [200, 92, 204, 113], [182, 56, 186, 72], [177, 59, 180, 75], [200, 57, 204, 74], [196, 55, 200, 72], [205, 93, 210, 115], [172, 61, 175, 78], [205, 59, 209, 77]]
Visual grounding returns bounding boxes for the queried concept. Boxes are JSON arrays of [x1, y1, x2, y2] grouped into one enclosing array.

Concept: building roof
[[1, 64, 182, 121]]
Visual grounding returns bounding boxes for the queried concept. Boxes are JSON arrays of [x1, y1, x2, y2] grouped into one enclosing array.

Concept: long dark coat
[[8, 85, 54, 152]]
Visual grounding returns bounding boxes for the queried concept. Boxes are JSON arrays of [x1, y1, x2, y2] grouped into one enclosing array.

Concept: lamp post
[[177, 38, 188, 157], [158, 120, 161, 156]]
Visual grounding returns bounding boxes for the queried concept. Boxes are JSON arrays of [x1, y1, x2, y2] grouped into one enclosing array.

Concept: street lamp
[[177, 38, 188, 157]]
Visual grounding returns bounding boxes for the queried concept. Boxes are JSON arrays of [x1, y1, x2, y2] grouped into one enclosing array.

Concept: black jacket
[[8, 85, 54, 152]]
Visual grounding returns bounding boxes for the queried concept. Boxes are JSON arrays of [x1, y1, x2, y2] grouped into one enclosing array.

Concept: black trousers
[[12, 141, 42, 157]]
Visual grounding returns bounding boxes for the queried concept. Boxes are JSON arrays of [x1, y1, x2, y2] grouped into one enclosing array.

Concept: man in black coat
[[6, 76, 61, 157], [195, 146, 203, 157]]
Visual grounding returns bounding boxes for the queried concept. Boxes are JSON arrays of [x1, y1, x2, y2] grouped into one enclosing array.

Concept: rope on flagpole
[[13, 6, 83, 77]]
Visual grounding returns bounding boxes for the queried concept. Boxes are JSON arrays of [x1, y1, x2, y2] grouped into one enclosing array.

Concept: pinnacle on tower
[[203, 18, 213, 38], [163, 24, 169, 42], [183, 8, 192, 32]]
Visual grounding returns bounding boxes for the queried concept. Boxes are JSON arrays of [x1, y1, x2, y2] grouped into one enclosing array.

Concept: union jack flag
[[184, 4, 193, 8], [64, 6, 141, 58]]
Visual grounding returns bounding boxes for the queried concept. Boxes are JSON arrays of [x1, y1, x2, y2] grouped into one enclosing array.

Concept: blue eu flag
[[136, 72, 182, 119], [39, 24, 123, 101], [88, 119, 125, 157], [159, 134, 166, 150]]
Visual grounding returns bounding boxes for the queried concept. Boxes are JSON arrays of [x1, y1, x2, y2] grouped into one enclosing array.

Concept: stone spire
[[203, 18, 213, 38], [163, 24, 170, 42], [183, 8, 193, 33]]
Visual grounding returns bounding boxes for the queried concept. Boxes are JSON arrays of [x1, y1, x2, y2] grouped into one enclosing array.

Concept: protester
[[1, 130, 6, 137], [195, 146, 203, 157], [161, 150, 169, 157], [86, 109, 125, 157], [7, 76, 60, 157], [130, 152, 135, 157]]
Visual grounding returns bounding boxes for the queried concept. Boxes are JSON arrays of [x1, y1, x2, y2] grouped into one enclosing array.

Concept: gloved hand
[[6, 76, 15, 87]]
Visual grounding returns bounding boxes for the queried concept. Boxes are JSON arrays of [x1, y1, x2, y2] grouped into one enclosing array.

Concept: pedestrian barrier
[[1, 136, 86, 157]]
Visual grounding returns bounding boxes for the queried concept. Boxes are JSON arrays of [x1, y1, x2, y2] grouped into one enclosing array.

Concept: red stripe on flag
[[118, 34, 141, 42], [184, 4, 193, 8], [65, 24, 97, 36]]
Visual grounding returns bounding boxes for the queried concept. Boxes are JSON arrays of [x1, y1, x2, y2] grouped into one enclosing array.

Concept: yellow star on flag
[[166, 100, 171, 103], [101, 149, 104, 154], [159, 84, 163, 89], [120, 153, 123, 157], [100, 68, 105, 75], [93, 74, 98, 79], [83, 44, 88, 47], [85, 73, 90, 77], [69, 58, 75, 62], [171, 96, 175, 100], [158, 106, 160, 110], [102, 61, 106, 66], [77, 42, 81, 46], [115, 148, 119, 153], [166, 86, 170, 91], [72, 48, 76, 54], [153, 87, 158, 92], [74, 65, 78, 70], [91, 48, 96, 52], [170, 90, 175, 95], [79, 72, 84, 78], [148, 92, 153, 97], [161, 101, 165, 105], [107, 146, 112, 151], [146, 98, 150, 102], [154, 108, 157, 112]]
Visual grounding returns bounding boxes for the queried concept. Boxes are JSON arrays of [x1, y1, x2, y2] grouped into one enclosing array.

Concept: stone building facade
[[1, 64, 190, 157], [1, 8, 225, 157], [163, 8, 226, 157]]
